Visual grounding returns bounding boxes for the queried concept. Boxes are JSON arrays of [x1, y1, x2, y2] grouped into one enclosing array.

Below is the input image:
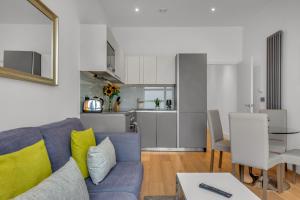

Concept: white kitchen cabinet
[[139, 56, 144, 84], [142, 56, 157, 84], [126, 56, 140, 84], [124, 55, 175, 85], [115, 48, 125, 81], [80, 24, 107, 71], [156, 56, 176, 84], [80, 24, 125, 83]]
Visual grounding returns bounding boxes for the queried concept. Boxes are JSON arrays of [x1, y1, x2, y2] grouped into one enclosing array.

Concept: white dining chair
[[259, 109, 287, 154], [229, 113, 284, 200], [207, 110, 231, 172], [282, 149, 300, 183]]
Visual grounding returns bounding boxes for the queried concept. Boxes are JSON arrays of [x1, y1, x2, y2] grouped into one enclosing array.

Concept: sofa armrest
[[94, 132, 141, 162]]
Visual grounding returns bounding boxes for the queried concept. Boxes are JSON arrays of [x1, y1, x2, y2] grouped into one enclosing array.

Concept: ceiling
[[99, 0, 273, 27]]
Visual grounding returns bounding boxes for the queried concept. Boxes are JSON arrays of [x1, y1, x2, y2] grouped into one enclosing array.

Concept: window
[[144, 87, 174, 109]]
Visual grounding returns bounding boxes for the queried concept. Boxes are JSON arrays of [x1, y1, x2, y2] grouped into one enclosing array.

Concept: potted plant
[[154, 98, 161, 109], [103, 83, 120, 112]]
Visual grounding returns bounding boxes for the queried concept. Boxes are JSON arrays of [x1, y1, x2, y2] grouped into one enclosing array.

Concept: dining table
[[247, 126, 300, 192], [269, 127, 300, 135]]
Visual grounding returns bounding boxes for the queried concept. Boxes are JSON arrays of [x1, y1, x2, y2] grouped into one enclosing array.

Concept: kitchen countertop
[[80, 108, 177, 115], [81, 111, 132, 115], [134, 109, 177, 113]]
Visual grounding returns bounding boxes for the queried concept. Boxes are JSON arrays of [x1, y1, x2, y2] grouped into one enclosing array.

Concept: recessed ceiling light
[[134, 7, 140, 13], [211, 7, 216, 12], [158, 8, 168, 14]]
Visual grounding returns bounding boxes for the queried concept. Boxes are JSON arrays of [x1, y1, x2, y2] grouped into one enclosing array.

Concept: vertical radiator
[[267, 31, 283, 109]]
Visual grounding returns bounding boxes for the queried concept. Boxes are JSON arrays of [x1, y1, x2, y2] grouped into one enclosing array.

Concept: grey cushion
[[214, 139, 231, 152], [94, 132, 141, 162], [0, 127, 42, 155], [89, 192, 137, 200], [40, 118, 84, 172], [14, 158, 89, 200], [86, 161, 143, 198], [207, 110, 225, 149], [88, 137, 116, 184]]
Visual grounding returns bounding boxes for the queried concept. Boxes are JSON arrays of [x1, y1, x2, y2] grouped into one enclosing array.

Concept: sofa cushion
[[40, 118, 84, 172], [0, 127, 42, 155], [95, 132, 141, 162], [0, 140, 52, 199], [88, 137, 116, 184], [89, 192, 137, 200], [71, 128, 96, 178], [15, 158, 89, 200], [85, 161, 143, 197]]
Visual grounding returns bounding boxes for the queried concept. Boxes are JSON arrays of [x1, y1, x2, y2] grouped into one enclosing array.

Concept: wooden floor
[[140, 143, 300, 199]]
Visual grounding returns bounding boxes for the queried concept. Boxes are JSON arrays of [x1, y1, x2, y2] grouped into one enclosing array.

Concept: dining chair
[[229, 113, 284, 200], [282, 149, 300, 183], [259, 109, 287, 154], [207, 110, 230, 172]]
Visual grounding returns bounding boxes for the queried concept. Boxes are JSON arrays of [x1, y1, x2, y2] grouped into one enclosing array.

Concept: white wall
[[208, 64, 238, 134], [0, 0, 81, 131], [112, 27, 243, 64], [239, 0, 300, 150]]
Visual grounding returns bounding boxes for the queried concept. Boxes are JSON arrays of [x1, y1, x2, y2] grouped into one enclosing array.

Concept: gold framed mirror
[[0, 0, 58, 85]]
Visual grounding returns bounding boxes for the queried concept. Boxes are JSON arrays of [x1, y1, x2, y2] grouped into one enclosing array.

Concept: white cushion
[[87, 137, 116, 185], [14, 158, 89, 200], [282, 149, 300, 166], [269, 139, 286, 154], [268, 153, 284, 169]]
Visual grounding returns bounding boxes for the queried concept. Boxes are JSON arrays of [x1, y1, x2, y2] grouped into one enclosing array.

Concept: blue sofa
[[0, 118, 143, 200]]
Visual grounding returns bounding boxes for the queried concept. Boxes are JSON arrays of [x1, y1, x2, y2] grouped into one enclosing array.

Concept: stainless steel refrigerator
[[176, 54, 207, 151]]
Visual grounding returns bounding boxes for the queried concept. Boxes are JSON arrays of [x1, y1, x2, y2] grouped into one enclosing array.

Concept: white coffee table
[[176, 173, 260, 200]]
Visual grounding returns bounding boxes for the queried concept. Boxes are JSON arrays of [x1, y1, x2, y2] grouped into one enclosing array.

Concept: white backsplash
[[80, 72, 175, 111], [80, 72, 106, 111], [119, 86, 144, 110]]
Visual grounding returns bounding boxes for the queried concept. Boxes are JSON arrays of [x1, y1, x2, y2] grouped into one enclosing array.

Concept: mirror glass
[[0, 0, 58, 85]]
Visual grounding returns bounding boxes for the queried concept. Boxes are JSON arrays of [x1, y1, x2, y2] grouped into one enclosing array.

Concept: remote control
[[199, 183, 232, 198]]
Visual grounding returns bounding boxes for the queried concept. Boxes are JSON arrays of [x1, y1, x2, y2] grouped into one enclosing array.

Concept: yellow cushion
[[71, 128, 96, 178], [0, 140, 52, 199]]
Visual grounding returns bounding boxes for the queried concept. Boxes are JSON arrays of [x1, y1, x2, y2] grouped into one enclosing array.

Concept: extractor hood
[[89, 70, 123, 84]]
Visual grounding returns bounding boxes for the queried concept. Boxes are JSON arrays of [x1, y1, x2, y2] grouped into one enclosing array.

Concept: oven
[[126, 111, 138, 133]]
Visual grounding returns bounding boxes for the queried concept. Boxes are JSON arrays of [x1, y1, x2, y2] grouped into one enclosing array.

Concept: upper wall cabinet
[[80, 24, 125, 83], [157, 56, 176, 84], [80, 24, 106, 71], [126, 56, 141, 84], [115, 48, 125, 82], [142, 56, 157, 84], [125, 55, 175, 85]]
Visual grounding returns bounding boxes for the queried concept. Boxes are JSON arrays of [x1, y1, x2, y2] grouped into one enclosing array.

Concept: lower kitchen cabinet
[[157, 112, 177, 148], [137, 112, 157, 148], [179, 112, 207, 149], [137, 111, 177, 149]]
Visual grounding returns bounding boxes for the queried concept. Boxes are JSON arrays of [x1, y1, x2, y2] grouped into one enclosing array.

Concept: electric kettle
[[82, 96, 104, 113]]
